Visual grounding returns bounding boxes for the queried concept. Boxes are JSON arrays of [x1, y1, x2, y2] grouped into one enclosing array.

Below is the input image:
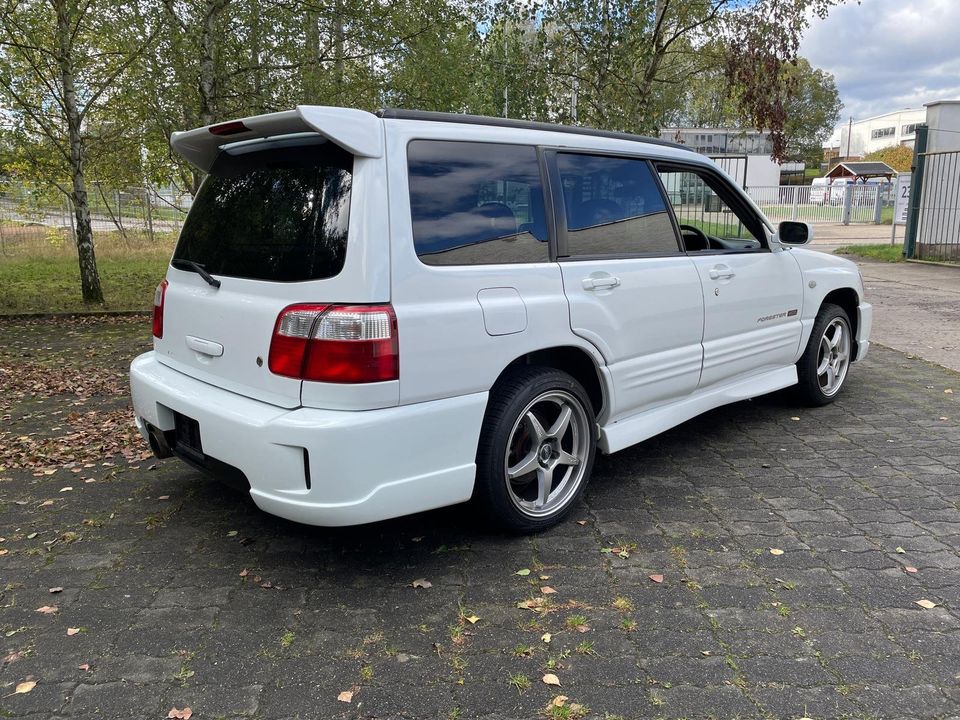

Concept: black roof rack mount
[[375, 108, 690, 152]]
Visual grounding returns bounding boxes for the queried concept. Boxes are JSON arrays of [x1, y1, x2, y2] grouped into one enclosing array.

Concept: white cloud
[[801, 0, 960, 121]]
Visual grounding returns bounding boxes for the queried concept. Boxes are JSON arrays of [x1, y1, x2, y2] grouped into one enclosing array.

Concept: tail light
[[152, 279, 168, 339], [268, 304, 398, 383]]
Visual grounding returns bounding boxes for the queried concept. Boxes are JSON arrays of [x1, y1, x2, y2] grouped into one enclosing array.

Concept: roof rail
[[375, 108, 691, 151]]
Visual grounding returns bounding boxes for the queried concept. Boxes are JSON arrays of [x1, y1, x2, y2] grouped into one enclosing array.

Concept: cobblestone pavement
[[1, 318, 959, 720]]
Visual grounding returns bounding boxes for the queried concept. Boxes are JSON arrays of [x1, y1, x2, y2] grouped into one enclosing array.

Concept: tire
[[795, 303, 853, 406], [474, 366, 597, 533]]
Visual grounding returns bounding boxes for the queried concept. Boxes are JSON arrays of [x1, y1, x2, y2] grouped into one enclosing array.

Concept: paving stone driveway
[[1, 317, 959, 720]]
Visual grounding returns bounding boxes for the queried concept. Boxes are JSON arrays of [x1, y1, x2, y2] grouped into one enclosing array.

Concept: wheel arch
[[821, 287, 860, 357], [493, 345, 608, 420]]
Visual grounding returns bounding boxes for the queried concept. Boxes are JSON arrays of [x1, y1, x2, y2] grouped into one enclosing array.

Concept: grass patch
[[835, 243, 904, 263], [0, 228, 174, 314]]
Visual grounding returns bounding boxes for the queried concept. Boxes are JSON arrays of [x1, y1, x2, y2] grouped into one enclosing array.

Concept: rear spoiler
[[170, 106, 383, 172]]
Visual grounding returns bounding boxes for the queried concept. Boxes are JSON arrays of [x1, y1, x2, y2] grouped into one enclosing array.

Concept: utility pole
[[845, 116, 853, 159]]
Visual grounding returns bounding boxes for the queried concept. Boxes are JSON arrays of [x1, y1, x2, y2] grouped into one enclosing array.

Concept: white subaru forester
[[130, 106, 873, 533]]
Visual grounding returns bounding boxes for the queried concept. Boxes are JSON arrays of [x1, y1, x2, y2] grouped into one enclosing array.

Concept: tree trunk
[[54, 0, 103, 303], [333, 0, 345, 104], [302, 9, 321, 101], [199, 0, 227, 126]]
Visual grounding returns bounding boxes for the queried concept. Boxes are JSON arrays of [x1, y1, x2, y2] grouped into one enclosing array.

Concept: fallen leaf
[[542, 673, 561, 686], [66, 628, 80, 636], [539, 575, 550, 581], [337, 689, 355, 703], [576, 520, 588, 526], [59, 486, 73, 492], [769, 548, 785, 556], [895, 546, 906, 554], [648, 573, 664, 583], [49, 587, 63, 594], [465, 615, 480, 624], [790, 416, 800, 421], [541, 632, 552, 643], [575, 624, 590, 633], [35, 605, 58, 615], [0, 549, 7, 556], [540, 586, 557, 594], [915, 599, 937, 609], [14, 680, 36, 694], [39, 500, 53, 507], [945, 388, 954, 394], [411, 578, 432, 589], [27, 532, 37, 539], [701, 650, 713, 656], [157, 495, 169, 500], [515, 568, 531, 576], [517, 597, 548, 611], [550, 694, 568, 707], [239, 569, 248, 577], [904, 566, 918, 574], [167, 708, 193, 719], [227, 530, 238, 537], [78, 664, 90, 671], [411, 536, 424, 542]]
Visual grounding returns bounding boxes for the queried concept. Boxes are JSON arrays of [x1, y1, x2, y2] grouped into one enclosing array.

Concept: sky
[[801, 0, 960, 125]]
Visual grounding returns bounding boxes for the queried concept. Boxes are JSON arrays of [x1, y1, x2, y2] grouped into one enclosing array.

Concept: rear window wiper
[[171, 259, 222, 289]]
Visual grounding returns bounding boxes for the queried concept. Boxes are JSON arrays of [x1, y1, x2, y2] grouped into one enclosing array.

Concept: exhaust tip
[[147, 424, 174, 459]]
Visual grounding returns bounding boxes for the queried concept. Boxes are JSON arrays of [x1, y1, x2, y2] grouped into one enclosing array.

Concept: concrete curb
[[906, 258, 960, 269], [0, 310, 150, 321]]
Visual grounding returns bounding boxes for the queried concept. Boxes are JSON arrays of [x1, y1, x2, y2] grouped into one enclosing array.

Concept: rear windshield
[[173, 141, 352, 282]]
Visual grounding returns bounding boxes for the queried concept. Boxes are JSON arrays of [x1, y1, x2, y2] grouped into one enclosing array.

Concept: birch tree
[[0, 0, 160, 302]]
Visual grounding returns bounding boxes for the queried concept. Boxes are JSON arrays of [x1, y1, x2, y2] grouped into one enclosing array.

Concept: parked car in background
[[130, 106, 873, 533], [809, 176, 830, 205], [828, 177, 853, 205]]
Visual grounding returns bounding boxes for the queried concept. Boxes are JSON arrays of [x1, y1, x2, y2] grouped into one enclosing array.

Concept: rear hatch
[[155, 136, 366, 409]]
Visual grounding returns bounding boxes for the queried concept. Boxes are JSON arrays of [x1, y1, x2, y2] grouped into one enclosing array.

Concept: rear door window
[[173, 141, 352, 282], [554, 153, 679, 256], [407, 140, 549, 265]]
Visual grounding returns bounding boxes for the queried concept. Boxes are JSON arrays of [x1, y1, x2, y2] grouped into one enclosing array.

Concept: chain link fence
[[0, 184, 190, 253]]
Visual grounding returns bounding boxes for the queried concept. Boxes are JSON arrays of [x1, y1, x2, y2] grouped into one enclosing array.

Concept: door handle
[[708, 266, 736, 280], [185, 335, 224, 357], [582, 276, 621, 291]]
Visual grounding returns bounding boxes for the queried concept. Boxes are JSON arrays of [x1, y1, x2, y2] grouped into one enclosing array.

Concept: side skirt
[[599, 365, 798, 454]]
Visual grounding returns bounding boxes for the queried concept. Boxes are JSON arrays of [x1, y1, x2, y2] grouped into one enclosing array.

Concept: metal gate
[[911, 149, 960, 261], [709, 155, 748, 188]]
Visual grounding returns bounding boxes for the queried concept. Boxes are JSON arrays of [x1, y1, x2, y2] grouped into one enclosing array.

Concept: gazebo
[[826, 161, 896, 182]]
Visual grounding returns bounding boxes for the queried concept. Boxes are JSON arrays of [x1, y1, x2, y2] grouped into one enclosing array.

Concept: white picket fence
[[747, 183, 893, 225]]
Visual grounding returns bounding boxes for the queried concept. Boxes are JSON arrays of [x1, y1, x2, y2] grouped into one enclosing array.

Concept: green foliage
[[865, 145, 914, 173], [836, 244, 905, 263], [782, 58, 843, 164]]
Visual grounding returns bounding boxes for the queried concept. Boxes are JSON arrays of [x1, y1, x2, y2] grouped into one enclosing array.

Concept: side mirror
[[776, 220, 813, 246]]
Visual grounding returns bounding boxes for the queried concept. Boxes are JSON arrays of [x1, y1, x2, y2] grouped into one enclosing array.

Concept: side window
[[656, 167, 765, 251], [407, 140, 549, 265], [555, 153, 679, 256]]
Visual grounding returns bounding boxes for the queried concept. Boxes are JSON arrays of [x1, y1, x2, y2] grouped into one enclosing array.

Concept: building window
[[871, 127, 895, 140], [902, 123, 919, 136]]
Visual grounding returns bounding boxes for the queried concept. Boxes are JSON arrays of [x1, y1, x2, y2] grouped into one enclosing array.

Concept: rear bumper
[[855, 302, 873, 362], [130, 353, 486, 526]]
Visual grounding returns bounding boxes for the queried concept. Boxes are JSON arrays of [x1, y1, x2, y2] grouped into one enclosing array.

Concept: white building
[[827, 108, 926, 159], [925, 100, 960, 153], [659, 127, 784, 187]]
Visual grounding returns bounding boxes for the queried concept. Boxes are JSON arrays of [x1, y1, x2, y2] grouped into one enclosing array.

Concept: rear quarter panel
[[383, 121, 610, 408]]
